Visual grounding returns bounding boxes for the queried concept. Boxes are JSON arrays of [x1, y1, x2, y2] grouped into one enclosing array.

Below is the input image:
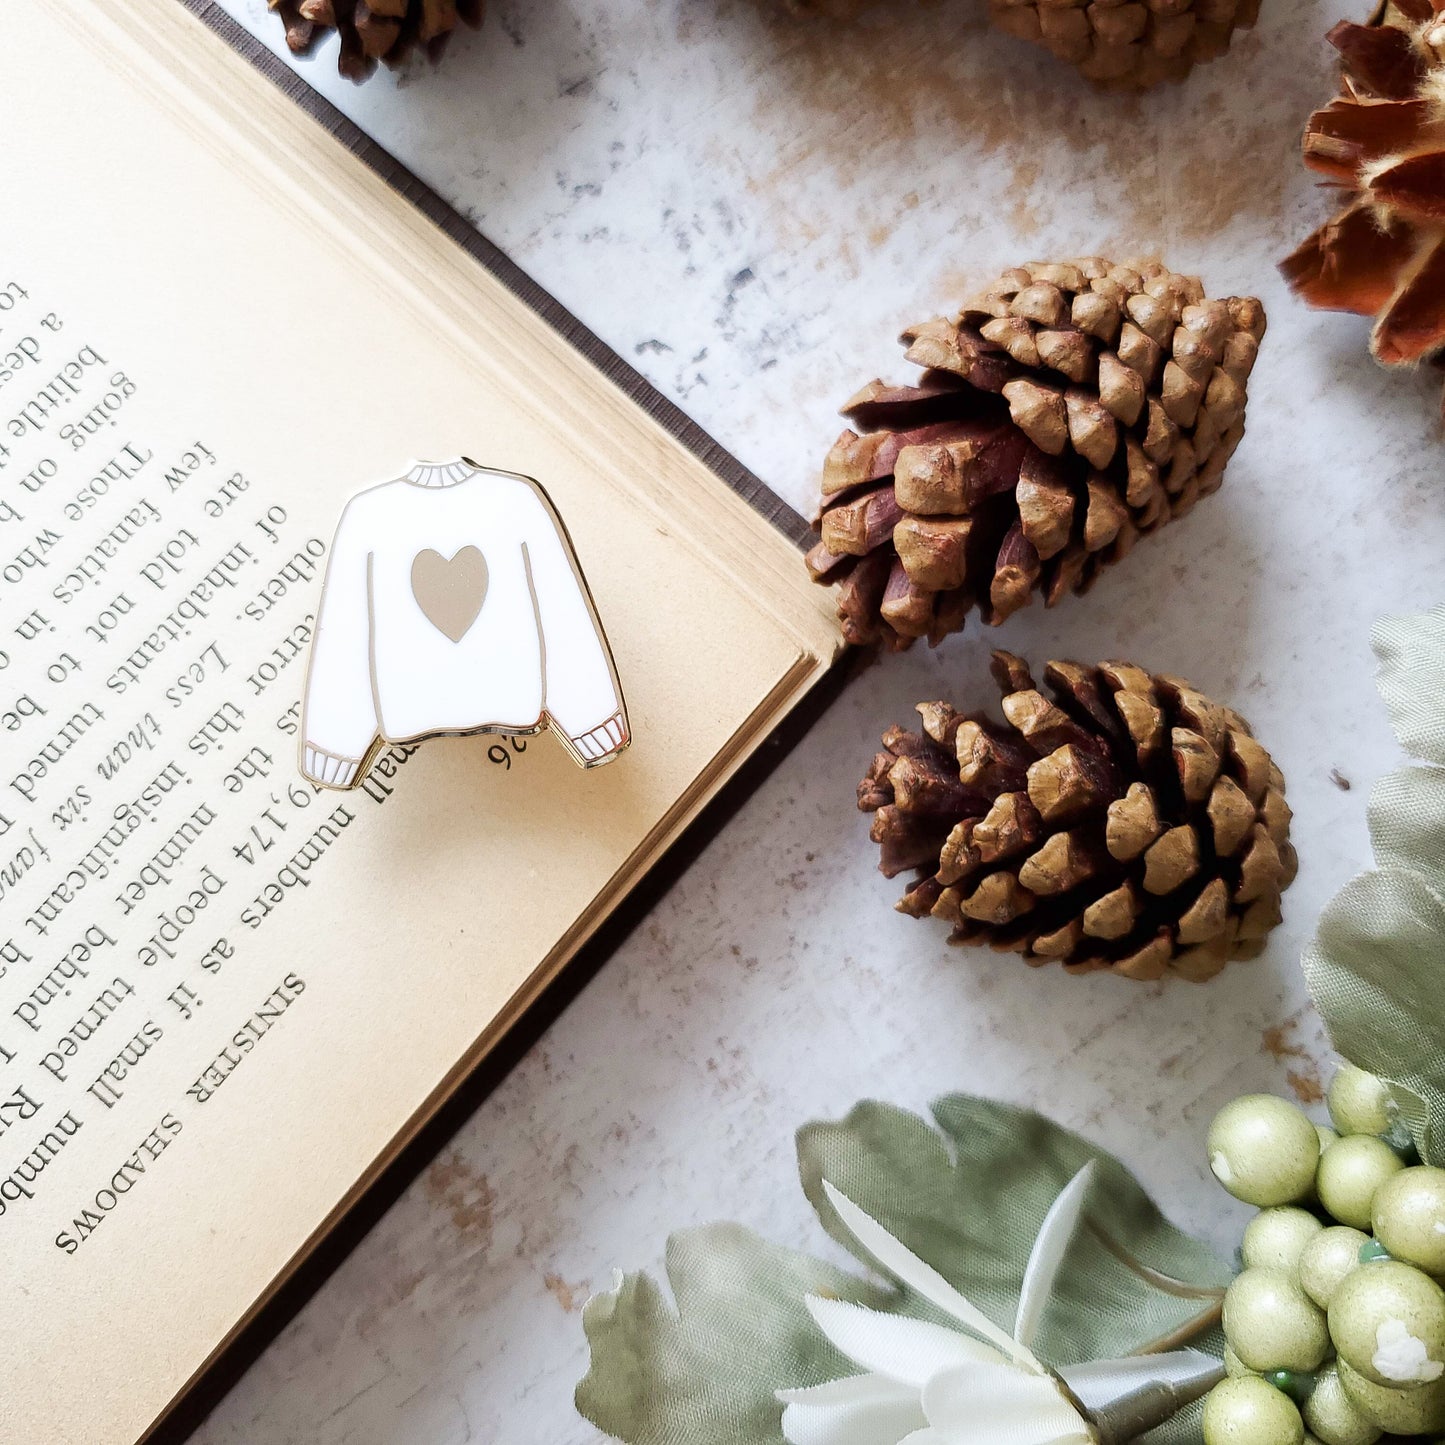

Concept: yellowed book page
[[0, 2, 839, 1440]]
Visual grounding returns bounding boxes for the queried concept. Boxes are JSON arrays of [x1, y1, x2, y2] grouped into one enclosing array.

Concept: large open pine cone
[[808, 258, 1265, 652], [270, 0, 484, 81], [989, 0, 1259, 86], [1280, 1, 1445, 413], [860, 651, 1296, 981]]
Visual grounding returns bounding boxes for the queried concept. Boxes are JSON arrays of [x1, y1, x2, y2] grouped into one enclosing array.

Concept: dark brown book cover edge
[[133, 4, 847, 1439], [182, 0, 813, 547]]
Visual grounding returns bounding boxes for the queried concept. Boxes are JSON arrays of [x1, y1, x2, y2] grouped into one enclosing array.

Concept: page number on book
[[488, 737, 527, 771]]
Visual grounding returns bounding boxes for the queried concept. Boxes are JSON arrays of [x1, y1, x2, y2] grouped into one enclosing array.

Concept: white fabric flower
[[778, 1171, 1099, 1445]]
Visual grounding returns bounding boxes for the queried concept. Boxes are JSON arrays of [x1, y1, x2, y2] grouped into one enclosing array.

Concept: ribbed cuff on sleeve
[[302, 744, 363, 789], [568, 712, 629, 763]]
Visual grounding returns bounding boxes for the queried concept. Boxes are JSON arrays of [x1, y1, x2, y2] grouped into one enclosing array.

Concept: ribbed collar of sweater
[[404, 458, 478, 488]]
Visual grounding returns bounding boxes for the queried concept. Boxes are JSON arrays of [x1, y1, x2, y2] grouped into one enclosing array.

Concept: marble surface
[[196, 2, 1445, 1441]]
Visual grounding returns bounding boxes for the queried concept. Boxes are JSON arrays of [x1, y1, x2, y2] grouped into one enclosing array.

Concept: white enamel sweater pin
[[298, 458, 629, 790]]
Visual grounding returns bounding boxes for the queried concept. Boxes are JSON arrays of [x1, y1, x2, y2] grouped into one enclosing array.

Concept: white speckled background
[[196, 2, 1444, 1440]]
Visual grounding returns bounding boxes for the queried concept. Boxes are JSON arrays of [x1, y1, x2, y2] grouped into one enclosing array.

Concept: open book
[[0, 3, 841, 1439]]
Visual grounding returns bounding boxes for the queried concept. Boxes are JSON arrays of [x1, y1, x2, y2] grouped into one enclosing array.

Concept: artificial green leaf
[[1301, 606, 1445, 1167], [1374, 606, 1445, 768], [578, 1097, 1227, 1445], [1368, 765, 1445, 891], [798, 1097, 1229, 1445], [575, 1222, 892, 1445], [1305, 870, 1445, 1163], [798, 1096, 1230, 1369]]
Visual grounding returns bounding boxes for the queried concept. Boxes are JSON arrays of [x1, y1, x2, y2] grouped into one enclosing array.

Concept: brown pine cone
[[1279, 1, 1445, 414], [814, 257, 1265, 653], [270, 0, 485, 82], [808, 258, 1265, 652], [989, 0, 1260, 86], [860, 651, 1296, 981], [775, 0, 1254, 86]]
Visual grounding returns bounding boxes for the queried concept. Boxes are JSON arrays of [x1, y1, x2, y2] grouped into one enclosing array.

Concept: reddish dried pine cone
[[808, 258, 1265, 653], [1280, 0, 1445, 412], [270, 0, 485, 82], [860, 651, 1296, 981]]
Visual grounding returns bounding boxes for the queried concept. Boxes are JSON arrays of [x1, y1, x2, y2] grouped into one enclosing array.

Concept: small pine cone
[[989, 0, 1259, 87], [860, 651, 1296, 981], [808, 257, 1264, 652], [270, 0, 485, 82]]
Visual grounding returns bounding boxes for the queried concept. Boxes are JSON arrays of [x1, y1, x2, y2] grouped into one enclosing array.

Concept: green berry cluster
[[1199, 1065, 1445, 1445]]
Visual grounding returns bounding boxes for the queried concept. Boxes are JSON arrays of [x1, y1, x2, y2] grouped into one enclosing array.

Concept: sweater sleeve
[[299, 499, 378, 789], [519, 485, 628, 765]]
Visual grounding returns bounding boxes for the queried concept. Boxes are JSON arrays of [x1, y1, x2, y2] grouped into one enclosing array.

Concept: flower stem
[[1087, 1220, 1229, 1301], [1133, 1301, 1225, 1356]]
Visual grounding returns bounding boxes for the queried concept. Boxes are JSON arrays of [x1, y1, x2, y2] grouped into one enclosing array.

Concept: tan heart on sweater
[[410, 545, 488, 642]]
